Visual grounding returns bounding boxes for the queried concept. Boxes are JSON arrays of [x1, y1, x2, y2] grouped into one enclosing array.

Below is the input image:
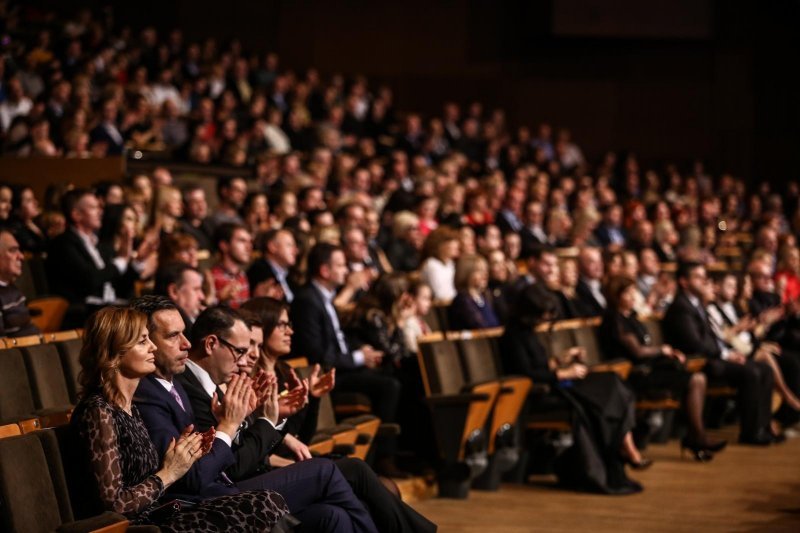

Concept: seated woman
[[448, 254, 501, 330], [71, 306, 289, 531], [240, 297, 438, 533], [401, 280, 434, 354], [554, 257, 586, 319], [419, 226, 460, 303], [599, 275, 727, 461], [500, 283, 647, 494]]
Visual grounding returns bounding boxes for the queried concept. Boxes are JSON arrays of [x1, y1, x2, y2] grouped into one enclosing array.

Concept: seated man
[[0, 229, 39, 337], [663, 262, 776, 445], [132, 297, 377, 533], [210, 223, 252, 309], [154, 261, 206, 336], [290, 243, 403, 475], [246, 228, 299, 302], [46, 188, 139, 327]]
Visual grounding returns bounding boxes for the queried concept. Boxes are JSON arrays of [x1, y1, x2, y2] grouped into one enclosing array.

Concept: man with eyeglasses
[[164, 302, 378, 532]]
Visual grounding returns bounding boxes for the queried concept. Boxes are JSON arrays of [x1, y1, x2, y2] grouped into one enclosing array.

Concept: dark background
[[54, 1, 800, 185]]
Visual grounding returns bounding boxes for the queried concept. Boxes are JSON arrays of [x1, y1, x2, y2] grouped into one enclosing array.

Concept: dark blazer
[[246, 259, 298, 299], [576, 279, 606, 317], [89, 123, 124, 155], [46, 230, 137, 325], [499, 321, 559, 385], [290, 283, 359, 369], [175, 365, 284, 482], [594, 224, 627, 247], [662, 291, 721, 359], [519, 227, 547, 257], [447, 291, 501, 331], [496, 209, 523, 234], [134, 374, 237, 499]]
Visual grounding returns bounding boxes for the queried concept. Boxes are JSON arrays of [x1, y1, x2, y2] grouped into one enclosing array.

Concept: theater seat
[[0, 429, 135, 532], [455, 332, 531, 490], [55, 339, 83, 404], [417, 333, 499, 498], [21, 344, 73, 414], [0, 348, 38, 423]]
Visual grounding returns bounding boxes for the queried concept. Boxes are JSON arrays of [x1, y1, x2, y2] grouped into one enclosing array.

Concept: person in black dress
[[600, 275, 727, 461], [71, 306, 290, 531], [499, 283, 646, 494]]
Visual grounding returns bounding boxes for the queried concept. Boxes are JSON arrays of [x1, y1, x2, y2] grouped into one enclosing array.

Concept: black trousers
[[704, 358, 774, 439], [334, 457, 437, 533], [336, 369, 401, 423]]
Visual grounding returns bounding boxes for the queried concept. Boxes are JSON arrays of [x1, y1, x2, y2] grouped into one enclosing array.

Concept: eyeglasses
[[217, 336, 249, 361], [276, 320, 293, 331]]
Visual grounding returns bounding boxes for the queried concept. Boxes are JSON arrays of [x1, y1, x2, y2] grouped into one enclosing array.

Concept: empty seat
[[28, 297, 69, 333], [0, 348, 37, 423], [0, 429, 131, 532], [21, 344, 73, 413], [56, 338, 83, 403]]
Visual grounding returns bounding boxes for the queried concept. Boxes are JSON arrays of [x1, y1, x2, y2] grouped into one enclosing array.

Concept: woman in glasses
[[239, 297, 437, 533]]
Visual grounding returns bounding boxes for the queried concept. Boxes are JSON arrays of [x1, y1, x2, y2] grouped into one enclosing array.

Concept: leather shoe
[[738, 432, 773, 446]]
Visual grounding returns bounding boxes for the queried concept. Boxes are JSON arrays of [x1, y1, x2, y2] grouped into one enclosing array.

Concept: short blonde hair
[[454, 254, 488, 292], [392, 211, 420, 239]]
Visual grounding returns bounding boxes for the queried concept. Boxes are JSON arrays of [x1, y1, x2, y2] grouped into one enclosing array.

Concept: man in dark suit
[[153, 262, 206, 337], [519, 200, 548, 257], [575, 247, 607, 317], [290, 243, 403, 475], [594, 204, 626, 249], [132, 297, 378, 533], [46, 189, 139, 328], [663, 263, 775, 445], [88, 98, 125, 155], [247, 228, 299, 302]]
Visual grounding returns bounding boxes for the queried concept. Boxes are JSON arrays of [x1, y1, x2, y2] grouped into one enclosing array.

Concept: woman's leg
[[685, 371, 707, 441], [754, 348, 800, 411]]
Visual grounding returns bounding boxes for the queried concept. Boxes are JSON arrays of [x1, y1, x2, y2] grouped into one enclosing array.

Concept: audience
[[72, 305, 290, 530], [4, 5, 800, 511]]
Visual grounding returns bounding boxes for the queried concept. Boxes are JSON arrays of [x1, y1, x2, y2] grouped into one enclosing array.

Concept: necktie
[[169, 385, 185, 411]]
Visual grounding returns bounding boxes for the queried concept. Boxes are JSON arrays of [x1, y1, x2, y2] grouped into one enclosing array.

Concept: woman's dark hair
[[240, 297, 290, 338], [10, 184, 31, 217], [98, 203, 133, 243], [604, 275, 637, 310], [513, 283, 559, 327]]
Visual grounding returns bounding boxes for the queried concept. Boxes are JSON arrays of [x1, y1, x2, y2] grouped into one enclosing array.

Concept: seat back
[[418, 337, 467, 396], [0, 348, 37, 422], [56, 339, 83, 404], [0, 432, 67, 532], [28, 297, 69, 333], [423, 306, 442, 333], [22, 344, 72, 411], [541, 328, 575, 364], [458, 337, 501, 383], [573, 325, 603, 365], [642, 317, 664, 347]]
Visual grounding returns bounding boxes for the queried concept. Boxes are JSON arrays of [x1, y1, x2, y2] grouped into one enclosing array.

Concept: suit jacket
[[576, 279, 606, 317], [662, 291, 722, 359], [46, 230, 138, 323], [496, 209, 523, 234], [246, 259, 298, 298], [134, 374, 237, 499], [594, 224, 626, 247], [175, 366, 284, 482], [290, 283, 358, 369]]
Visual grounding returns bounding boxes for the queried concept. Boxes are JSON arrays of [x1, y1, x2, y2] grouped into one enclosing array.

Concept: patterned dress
[[73, 393, 289, 532]]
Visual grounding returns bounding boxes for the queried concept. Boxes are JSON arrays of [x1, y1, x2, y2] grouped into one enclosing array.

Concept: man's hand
[[282, 434, 312, 461], [362, 345, 383, 369], [259, 373, 280, 425], [211, 374, 253, 436]]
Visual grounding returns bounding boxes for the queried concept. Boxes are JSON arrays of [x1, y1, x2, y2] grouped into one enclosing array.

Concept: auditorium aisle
[[410, 428, 800, 532]]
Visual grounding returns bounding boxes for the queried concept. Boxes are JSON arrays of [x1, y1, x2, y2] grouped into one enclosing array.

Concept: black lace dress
[[72, 393, 290, 532]]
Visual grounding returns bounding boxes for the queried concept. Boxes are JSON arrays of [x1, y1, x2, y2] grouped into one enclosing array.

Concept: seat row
[[414, 316, 714, 498], [0, 331, 82, 429]]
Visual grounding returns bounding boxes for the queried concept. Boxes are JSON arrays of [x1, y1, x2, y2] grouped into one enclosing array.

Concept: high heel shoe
[[624, 456, 654, 470], [680, 437, 714, 462]]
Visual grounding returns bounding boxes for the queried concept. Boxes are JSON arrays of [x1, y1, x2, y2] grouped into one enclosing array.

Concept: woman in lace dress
[[71, 306, 290, 532]]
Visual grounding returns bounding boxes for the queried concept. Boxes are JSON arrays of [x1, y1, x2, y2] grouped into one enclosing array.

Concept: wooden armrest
[[685, 357, 707, 373]]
